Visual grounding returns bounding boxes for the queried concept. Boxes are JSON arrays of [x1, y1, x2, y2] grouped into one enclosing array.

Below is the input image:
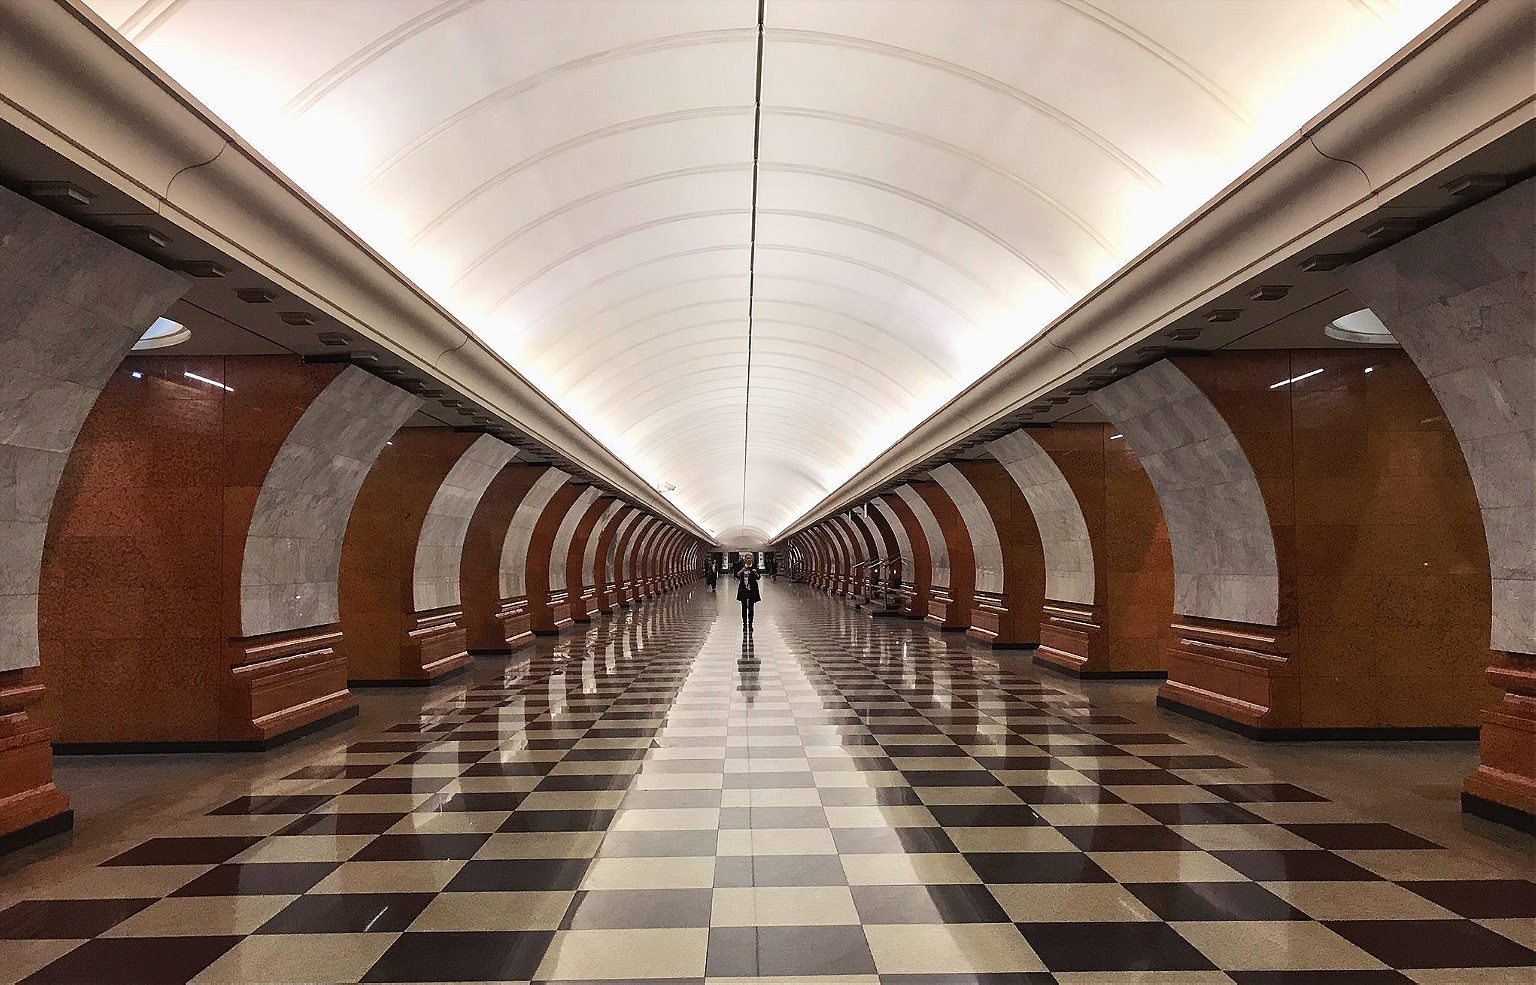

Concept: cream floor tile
[[1169, 823, 1318, 852], [480, 749, 565, 762], [647, 747, 728, 760], [102, 895, 294, 937], [1053, 972, 1237, 984], [610, 807, 721, 831], [547, 760, 643, 776], [716, 827, 837, 856], [386, 811, 510, 835], [710, 886, 860, 926], [1333, 849, 1519, 881], [840, 852, 981, 885], [474, 831, 604, 859], [990, 883, 1160, 923], [864, 923, 1046, 974], [1108, 785, 1226, 804], [190, 932, 398, 984], [519, 791, 626, 811], [450, 775, 543, 793], [580, 856, 716, 890], [1241, 801, 1374, 824], [166, 815, 298, 838], [914, 786, 1026, 806], [535, 928, 709, 979], [1089, 851, 1248, 883], [822, 805, 937, 828], [0, 940, 83, 983], [944, 826, 1078, 853], [373, 763, 465, 778], [409, 890, 574, 931], [719, 788, 821, 808], [1262, 880, 1459, 920], [1479, 917, 1536, 950], [233, 835, 373, 863], [319, 793, 433, 813], [1032, 803, 1156, 826], [724, 758, 810, 773], [703, 976, 879, 985], [890, 757, 982, 771], [1407, 968, 1536, 984], [813, 770, 907, 788], [632, 772, 725, 790], [992, 769, 1095, 787], [311, 860, 466, 894], [1174, 920, 1391, 971], [24, 864, 210, 899]]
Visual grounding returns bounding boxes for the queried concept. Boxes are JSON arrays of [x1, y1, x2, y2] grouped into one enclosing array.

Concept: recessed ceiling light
[[132, 316, 191, 351], [1326, 309, 1398, 346]]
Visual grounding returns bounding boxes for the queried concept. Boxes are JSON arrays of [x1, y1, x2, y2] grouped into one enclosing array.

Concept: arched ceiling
[[87, 0, 1454, 543]]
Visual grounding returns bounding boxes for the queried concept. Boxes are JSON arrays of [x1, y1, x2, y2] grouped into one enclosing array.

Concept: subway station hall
[[0, 0, 1533, 982]]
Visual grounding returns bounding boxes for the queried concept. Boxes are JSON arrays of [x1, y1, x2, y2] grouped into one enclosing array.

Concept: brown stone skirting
[[467, 597, 534, 654], [1036, 601, 1109, 674], [1157, 616, 1294, 733], [224, 624, 357, 743], [0, 669, 71, 850], [404, 607, 471, 681], [924, 587, 966, 632], [1463, 653, 1536, 832]]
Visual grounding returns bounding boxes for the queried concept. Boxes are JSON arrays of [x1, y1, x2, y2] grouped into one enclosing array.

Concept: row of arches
[[781, 178, 1534, 831]]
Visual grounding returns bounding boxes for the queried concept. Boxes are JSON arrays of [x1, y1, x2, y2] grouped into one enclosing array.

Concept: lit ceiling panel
[[85, 0, 1455, 546]]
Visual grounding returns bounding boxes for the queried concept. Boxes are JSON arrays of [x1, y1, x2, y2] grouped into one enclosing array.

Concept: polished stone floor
[[1, 585, 1532, 984]]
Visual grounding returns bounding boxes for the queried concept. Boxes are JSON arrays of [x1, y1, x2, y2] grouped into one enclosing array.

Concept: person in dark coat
[[705, 561, 717, 593], [736, 553, 762, 632]]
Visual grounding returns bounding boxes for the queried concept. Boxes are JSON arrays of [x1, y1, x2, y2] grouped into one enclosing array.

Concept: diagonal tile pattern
[[1, 587, 1532, 983]]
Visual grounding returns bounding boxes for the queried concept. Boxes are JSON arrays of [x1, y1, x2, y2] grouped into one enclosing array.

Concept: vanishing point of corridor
[[1, 587, 1531, 984]]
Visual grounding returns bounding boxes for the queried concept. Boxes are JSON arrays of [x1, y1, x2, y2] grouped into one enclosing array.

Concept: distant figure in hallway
[[705, 561, 717, 593], [736, 552, 761, 632]]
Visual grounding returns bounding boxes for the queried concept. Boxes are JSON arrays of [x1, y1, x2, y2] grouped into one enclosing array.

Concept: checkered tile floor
[[2, 587, 1532, 983]]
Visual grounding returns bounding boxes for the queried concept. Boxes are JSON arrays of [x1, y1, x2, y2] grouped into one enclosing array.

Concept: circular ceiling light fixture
[[1325, 308, 1398, 346], [132, 316, 191, 350]]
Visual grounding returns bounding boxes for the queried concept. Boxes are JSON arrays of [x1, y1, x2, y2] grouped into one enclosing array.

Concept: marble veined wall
[[583, 500, 625, 585], [930, 464, 1004, 594], [987, 429, 1096, 605], [896, 484, 950, 589], [547, 486, 600, 592], [500, 468, 570, 599], [412, 435, 519, 612]]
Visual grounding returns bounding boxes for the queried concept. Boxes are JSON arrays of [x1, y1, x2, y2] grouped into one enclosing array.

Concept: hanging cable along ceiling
[[85, 0, 1455, 546]]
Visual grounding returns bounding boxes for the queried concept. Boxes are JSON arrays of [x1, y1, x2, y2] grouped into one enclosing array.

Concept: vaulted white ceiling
[[87, 0, 1454, 545]]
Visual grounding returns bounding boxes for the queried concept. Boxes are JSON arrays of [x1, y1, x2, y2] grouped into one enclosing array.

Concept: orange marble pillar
[[942, 460, 1046, 649], [460, 464, 547, 652], [527, 483, 587, 634], [41, 356, 419, 748]]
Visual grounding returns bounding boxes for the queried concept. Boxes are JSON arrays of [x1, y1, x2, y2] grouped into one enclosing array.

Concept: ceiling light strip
[[741, 0, 767, 530]]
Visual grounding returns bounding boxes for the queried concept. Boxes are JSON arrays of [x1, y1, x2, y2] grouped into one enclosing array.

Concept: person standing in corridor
[[736, 552, 761, 632]]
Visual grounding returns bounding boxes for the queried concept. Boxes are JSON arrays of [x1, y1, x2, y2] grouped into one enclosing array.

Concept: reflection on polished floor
[[1, 587, 1532, 984]]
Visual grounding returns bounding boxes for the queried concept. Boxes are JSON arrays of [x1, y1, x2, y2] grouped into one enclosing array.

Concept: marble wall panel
[[412, 435, 519, 611], [896, 484, 950, 589], [869, 498, 914, 575], [605, 509, 643, 583], [583, 500, 626, 586], [499, 468, 570, 599], [0, 187, 188, 671], [241, 366, 421, 636], [1345, 178, 1535, 655], [1096, 359, 1279, 626], [987, 429, 1096, 604], [547, 486, 600, 592], [930, 464, 1004, 594]]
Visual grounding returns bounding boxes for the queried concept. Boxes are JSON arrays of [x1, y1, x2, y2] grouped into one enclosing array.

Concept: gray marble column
[[1345, 179, 1535, 656], [987, 429, 1095, 605], [412, 435, 520, 612], [240, 367, 422, 637], [0, 187, 188, 671], [1096, 360, 1279, 627], [930, 464, 1004, 594]]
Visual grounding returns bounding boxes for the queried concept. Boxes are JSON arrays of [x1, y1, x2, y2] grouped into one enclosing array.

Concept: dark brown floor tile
[[880, 975, 1055, 984], [1018, 921, 1217, 972], [1007, 784, 1123, 805], [1203, 783, 1329, 803], [1282, 823, 1441, 851], [345, 776, 455, 796], [963, 852, 1113, 884], [362, 930, 554, 982], [562, 888, 712, 928], [534, 773, 636, 791], [1136, 801, 1266, 825], [21, 936, 240, 984], [446, 858, 591, 892], [170, 862, 338, 897], [282, 763, 385, 780], [1139, 755, 1245, 769], [1126, 881, 1309, 921], [1213, 850, 1383, 882], [1399, 879, 1536, 919], [851, 883, 1008, 923], [706, 925, 876, 977], [499, 809, 616, 832], [207, 794, 334, 816], [901, 770, 1001, 787], [0, 898, 156, 939], [1227, 973, 1413, 984], [1076, 769, 1188, 785], [351, 833, 490, 861], [254, 892, 434, 934], [818, 786, 924, 806], [926, 804, 1046, 827], [1326, 919, 1536, 968], [102, 837, 264, 867], [275, 813, 407, 837], [713, 855, 847, 887], [426, 791, 526, 813]]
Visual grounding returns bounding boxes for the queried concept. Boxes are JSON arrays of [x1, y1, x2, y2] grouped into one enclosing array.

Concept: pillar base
[[1035, 602, 1109, 675], [924, 590, 969, 631], [1462, 653, 1536, 832], [1158, 616, 1294, 734], [0, 669, 71, 852], [968, 594, 1036, 647], [489, 600, 535, 652], [224, 625, 356, 744], [403, 608, 471, 682], [532, 593, 575, 635]]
